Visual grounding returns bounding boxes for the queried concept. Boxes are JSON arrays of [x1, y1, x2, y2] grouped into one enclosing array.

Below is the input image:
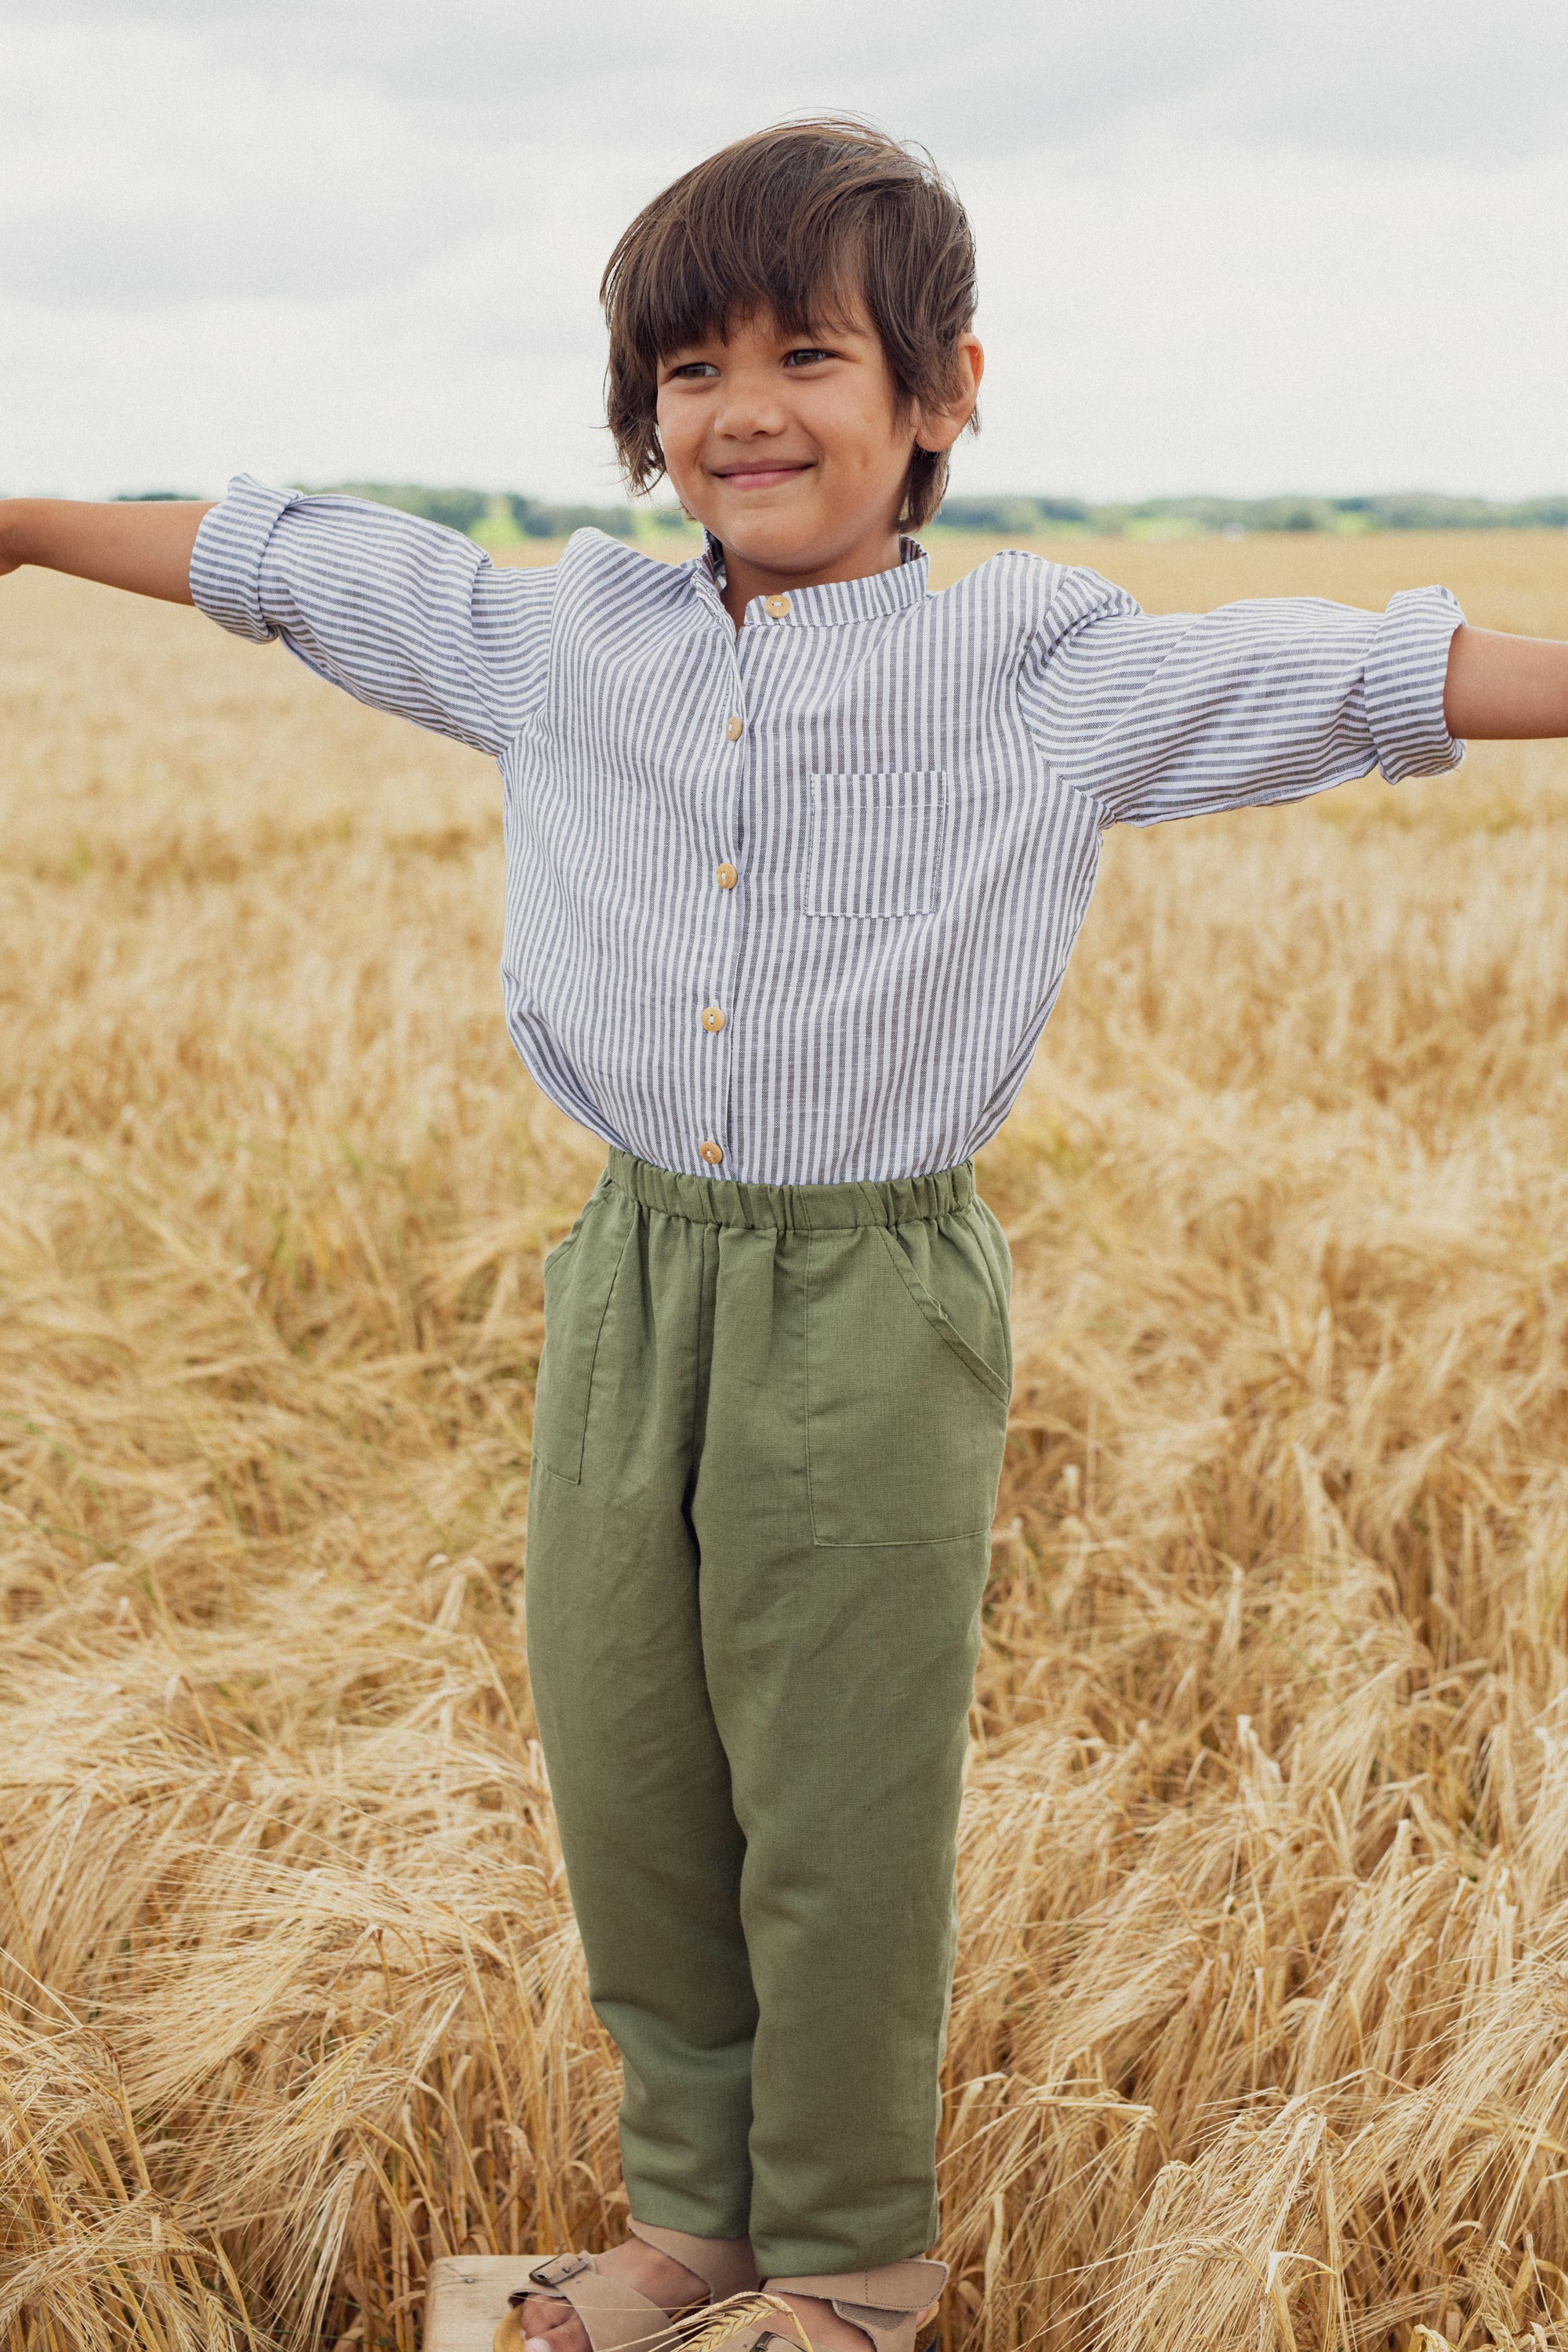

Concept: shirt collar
[[691, 530, 930, 627]]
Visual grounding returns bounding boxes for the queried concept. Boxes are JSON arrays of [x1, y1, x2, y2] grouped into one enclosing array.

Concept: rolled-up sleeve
[[1018, 565, 1465, 826], [190, 473, 555, 757]]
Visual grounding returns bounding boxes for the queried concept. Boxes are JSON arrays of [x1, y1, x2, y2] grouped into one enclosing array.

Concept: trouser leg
[[692, 1201, 1010, 2278], [524, 1180, 757, 2238], [526, 1159, 1011, 2275]]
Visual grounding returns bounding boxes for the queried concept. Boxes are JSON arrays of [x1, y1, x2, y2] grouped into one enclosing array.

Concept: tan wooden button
[[725, 713, 743, 742], [716, 862, 739, 890], [701, 1005, 726, 1033], [699, 1140, 724, 1166], [764, 593, 790, 618]]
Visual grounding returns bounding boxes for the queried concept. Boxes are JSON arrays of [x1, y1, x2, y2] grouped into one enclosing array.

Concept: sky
[[4, 0, 1568, 506]]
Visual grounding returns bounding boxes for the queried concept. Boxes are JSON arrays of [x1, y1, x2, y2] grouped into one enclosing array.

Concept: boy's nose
[[713, 412, 787, 444], [712, 381, 789, 437]]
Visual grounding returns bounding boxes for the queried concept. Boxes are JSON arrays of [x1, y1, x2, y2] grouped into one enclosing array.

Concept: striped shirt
[[191, 475, 1465, 1185]]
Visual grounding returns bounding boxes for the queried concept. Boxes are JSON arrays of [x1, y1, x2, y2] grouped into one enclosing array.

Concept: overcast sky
[[4, 0, 1567, 504]]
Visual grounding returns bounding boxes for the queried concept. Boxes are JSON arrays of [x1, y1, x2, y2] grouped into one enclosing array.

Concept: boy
[[5, 113, 1566, 2352]]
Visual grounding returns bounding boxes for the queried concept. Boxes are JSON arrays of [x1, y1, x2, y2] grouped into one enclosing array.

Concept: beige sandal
[[687, 2261, 948, 2352], [477, 2223, 760, 2352]]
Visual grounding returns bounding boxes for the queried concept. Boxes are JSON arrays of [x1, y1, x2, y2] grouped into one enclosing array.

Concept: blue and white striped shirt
[[191, 476, 1465, 1185]]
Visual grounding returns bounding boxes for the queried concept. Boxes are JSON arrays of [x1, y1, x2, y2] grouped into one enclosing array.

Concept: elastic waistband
[[604, 1149, 976, 1232]]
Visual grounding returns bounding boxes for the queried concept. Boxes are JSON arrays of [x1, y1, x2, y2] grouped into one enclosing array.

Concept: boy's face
[[655, 299, 980, 586]]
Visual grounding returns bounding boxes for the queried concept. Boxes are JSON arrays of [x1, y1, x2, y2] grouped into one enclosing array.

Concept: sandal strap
[[767, 2264, 946, 2314], [501, 2255, 691, 2352], [765, 2262, 948, 2352], [627, 2222, 759, 2300]]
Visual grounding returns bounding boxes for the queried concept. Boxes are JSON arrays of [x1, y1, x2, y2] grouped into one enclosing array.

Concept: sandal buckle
[[534, 2255, 592, 2289]]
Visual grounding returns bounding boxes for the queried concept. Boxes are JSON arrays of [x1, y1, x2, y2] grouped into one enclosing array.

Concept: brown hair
[[600, 117, 978, 531]]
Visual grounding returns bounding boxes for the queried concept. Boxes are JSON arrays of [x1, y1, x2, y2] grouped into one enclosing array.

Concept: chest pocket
[[804, 771, 948, 918]]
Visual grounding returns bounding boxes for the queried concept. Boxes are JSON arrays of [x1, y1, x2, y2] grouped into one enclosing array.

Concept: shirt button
[[764, 593, 790, 619], [725, 713, 743, 742], [701, 1005, 726, 1033], [716, 862, 739, 890], [699, 1140, 724, 1166]]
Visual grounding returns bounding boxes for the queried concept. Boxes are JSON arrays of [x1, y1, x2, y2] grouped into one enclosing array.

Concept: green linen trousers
[[524, 1149, 1012, 2279]]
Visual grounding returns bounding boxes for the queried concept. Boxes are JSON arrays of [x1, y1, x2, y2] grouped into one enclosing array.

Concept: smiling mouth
[[713, 463, 813, 489]]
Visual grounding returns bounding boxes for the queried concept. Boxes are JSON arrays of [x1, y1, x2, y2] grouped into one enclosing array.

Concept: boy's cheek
[[669, 468, 715, 528], [659, 431, 704, 496]]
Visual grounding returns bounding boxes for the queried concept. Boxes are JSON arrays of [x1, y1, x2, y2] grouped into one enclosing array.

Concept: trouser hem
[[750, 2209, 942, 2282], [626, 2188, 753, 2245]]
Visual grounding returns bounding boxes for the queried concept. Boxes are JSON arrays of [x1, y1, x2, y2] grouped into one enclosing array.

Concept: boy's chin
[[709, 506, 839, 571]]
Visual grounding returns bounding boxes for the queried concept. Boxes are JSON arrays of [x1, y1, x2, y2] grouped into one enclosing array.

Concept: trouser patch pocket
[[532, 1195, 633, 1484], [804, 1206, 1011, 1548]]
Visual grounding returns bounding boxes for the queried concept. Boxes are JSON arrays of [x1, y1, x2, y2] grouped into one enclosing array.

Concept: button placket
[[702, 631, 749, 1173]]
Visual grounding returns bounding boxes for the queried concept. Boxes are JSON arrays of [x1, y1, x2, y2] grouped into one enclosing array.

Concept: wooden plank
[[424, 2256, 536, 2352]]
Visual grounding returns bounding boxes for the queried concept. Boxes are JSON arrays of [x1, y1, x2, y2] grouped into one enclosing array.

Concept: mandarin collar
[[691, 532, 930, 628]]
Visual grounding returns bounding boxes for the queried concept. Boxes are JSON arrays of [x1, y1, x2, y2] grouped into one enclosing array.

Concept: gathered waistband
[[604, 1148, 977, 1232]]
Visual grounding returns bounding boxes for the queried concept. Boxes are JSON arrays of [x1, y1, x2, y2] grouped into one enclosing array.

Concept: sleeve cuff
[[189, 473, 299, 643], [1365, 584, 1467, 783]]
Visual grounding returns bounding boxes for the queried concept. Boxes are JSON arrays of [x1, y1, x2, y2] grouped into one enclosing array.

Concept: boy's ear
[[913, 335, 985, 455]]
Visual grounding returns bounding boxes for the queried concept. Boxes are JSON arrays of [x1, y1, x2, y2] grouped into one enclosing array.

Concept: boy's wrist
[[0, 499, 45, 571]]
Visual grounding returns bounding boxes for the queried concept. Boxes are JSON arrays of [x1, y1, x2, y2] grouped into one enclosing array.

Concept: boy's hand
[[0, 497, 214, 603]]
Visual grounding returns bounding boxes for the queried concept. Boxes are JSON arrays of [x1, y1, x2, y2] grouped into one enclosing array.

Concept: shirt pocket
[[804, 770, 948, 917]]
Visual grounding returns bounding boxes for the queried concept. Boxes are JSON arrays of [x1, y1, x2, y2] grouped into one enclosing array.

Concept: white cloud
[[2, 0, 1566, 499], [964, 133, 1568, 500]]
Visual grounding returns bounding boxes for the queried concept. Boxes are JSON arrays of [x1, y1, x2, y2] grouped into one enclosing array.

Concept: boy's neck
[[714, 527, 907, 627]]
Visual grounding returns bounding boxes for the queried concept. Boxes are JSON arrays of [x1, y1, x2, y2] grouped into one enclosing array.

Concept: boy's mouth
[[712, 462, 813, 491]]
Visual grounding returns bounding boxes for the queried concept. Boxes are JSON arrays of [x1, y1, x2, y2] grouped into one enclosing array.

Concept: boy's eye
[[783, 347, 833, 367], [667, 361, 720, 380]]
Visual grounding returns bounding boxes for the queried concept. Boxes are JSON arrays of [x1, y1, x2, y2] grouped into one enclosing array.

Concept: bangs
[[601, 117, 978, 530], [610, 175, 871, 373]]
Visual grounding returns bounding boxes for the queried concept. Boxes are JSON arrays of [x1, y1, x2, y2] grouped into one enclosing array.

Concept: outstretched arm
[[3, 477, 557, 757], [1021, 561, 1568, 829], [0, 498, 213, 602], [1444, 626, 1568, 739]]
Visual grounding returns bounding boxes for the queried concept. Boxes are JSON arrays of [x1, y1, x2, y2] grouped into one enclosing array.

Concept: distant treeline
[[937, 492, 1568, 536], [321, 484, 1568, 539], [299, 485, 644, 540], [109, 484, 1568, 538]]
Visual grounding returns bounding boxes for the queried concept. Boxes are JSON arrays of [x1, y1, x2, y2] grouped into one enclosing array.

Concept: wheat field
[[4, 530, 1568, 2352]]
